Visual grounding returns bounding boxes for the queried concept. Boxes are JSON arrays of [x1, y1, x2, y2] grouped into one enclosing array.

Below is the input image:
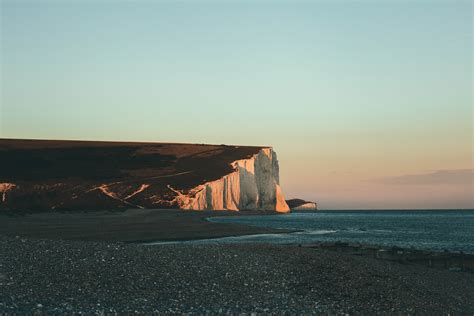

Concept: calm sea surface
[[168, 210, 474, 253]]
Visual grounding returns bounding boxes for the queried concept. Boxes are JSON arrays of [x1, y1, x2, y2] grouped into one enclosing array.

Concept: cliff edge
[[286, 199, 318, 211], [0, 139, 290, 213]]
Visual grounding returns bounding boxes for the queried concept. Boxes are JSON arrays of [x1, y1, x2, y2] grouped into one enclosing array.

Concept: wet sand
[[0, 209, 289, 242]]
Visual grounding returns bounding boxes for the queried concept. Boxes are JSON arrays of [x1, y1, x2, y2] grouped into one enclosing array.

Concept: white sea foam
[[295, 230, 337, 235]]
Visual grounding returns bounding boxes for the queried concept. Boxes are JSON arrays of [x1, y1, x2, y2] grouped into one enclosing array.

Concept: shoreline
[[142, 230, 474, 273], [2, 208, 472, 274], [1, 209, 471, 257]]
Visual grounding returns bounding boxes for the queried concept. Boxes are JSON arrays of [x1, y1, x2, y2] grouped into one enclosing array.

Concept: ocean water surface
[[155, 210, 474, 253]]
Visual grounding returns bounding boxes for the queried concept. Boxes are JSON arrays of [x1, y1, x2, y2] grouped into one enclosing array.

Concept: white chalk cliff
[[168, 148, 290, 212], [291, 202, 317, 211], [0, 139, 291, 213], [0, 183, 16, 203]]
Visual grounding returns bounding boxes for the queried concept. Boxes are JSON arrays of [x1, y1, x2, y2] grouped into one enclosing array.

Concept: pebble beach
[[1, 235, 473, 314]]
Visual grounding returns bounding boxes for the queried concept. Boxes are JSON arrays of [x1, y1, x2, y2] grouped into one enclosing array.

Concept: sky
[[1, 0, 472, 209]]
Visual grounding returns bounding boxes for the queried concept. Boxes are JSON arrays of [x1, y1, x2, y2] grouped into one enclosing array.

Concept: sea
[[163, 210, 474, 253]]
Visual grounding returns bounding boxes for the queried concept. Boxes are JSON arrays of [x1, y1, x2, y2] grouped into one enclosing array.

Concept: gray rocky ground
[[1, 235, 473, 314]]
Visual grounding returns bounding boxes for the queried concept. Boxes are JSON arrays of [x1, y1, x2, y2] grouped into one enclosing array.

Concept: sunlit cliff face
[[172, 148, 290, 212], [0, 183, 16, 202], [0, 140, 290, 212]]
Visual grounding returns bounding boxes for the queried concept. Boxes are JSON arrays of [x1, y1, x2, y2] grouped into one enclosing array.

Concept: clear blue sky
[[1, 0, 472, 209]]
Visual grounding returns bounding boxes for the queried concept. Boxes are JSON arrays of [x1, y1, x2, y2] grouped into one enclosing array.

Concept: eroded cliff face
[[0, 183, 16, 203], [168, 148, 290, 212], [0, 139, 290, 212], [291, 202, 317, 211]]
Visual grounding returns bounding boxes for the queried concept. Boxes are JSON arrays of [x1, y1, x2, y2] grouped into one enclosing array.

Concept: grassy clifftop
[[0, 139, 266, 212]]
